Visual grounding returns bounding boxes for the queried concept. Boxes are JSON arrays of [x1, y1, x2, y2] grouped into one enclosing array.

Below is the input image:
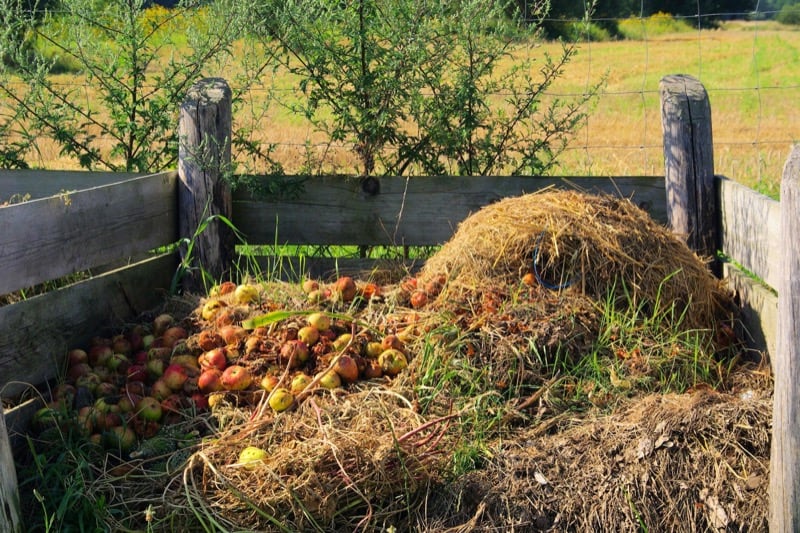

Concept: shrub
[[617, 12, 695, 40], [777, 4, 800, 25]]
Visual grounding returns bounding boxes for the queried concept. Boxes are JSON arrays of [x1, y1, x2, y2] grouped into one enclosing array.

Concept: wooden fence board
[[718, 177, 780, 290], [0, 254, 177, 401], [0, 170, 142, 202], [0, 171, 178, 296], [724, 263, 777, 361], [233, 175, 666, 246]]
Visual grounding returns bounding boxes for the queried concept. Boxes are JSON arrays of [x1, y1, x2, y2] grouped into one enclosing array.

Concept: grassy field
[[30, 20, 800, 198]]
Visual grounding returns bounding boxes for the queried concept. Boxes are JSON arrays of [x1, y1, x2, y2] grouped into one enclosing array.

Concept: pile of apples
[[34, 274, 443, 458]]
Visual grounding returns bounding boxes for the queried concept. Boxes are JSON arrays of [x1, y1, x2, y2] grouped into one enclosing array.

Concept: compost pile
[[26, 189, 770, 532]]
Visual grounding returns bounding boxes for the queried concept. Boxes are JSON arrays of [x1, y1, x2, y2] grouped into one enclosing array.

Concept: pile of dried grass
[[184, 384, 457, 531], [424, 383, 771, 532], [420, 189, 733, 333]]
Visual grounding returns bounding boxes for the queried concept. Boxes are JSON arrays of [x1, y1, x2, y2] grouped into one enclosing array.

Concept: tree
[[252, 0, 599, 177], [0, 0, 253, 171]]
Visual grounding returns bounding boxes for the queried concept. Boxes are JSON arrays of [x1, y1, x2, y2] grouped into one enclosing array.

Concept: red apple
[[280, 340, 309, 366], [67, 362, 93, 382], [88, 344, 113, 367], [149, 378, 172, 401], [189, 392, 209, 411], [162, 364, 188, 391], [162, 326, 188, 349], [126, 364, 148, 383], [333, 276, 357, 301], [220, 365, 252, 391], [67, 348, 89, 366], [259, 374, 280, 392], [198, 368, 224, 393], [333, 355, 359, 384], [111, 335, 132, 356], [199, 347, 227, 371]]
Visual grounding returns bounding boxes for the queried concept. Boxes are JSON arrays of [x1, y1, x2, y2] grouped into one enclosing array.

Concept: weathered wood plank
[[0, 170, 143, 202], [0, 253, 177, 401], [233, 175, 666, 247], [178, 78, 235, 291], [723, 263, 776, 361], [718, 177, 780, 291], [770, 144, 800, 531], [660, 74, 718, 273], [0, 171, 177, 296]]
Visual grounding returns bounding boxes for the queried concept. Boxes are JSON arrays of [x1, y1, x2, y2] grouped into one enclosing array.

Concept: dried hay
[[185, 384, 457, 531], [420, 189, 733, 334], [424, 383, 771, 532]]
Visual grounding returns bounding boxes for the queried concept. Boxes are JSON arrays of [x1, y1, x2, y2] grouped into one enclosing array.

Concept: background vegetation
[[0, 0, 798, 197]]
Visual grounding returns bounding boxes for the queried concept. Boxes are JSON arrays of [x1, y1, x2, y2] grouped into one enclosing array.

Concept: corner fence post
[[0, 408, 22, 533], [659, 74, 720, 276], [178, 77, 234, 292], [769, 144, 800, 531]]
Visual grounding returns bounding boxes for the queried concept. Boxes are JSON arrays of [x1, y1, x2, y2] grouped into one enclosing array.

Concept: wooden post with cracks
[[660, 74, 720, 277], [178, 77, 235, 293]]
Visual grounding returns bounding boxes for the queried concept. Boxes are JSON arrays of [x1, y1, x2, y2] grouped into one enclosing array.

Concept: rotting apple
[[162, 364, 188, 391], [152, 313, 174, 337], [234, 283, 260, 304], [162, 326, 188, 349], [290, 373, 312, 395], [378, 349, 408, 377], [259, 374, 280, 392], [302, 279, 320, 294], [201, 299, 226, 321], [104, 425, 137, 454], [333, 276, 357, 301], [297, 326, 320, 346], [218, 325, 246, 346], [197, 330, 225, 351], [268, 388, 294, 412], [409, 290, 428, 309], [238, 446, 269, 470], [280, 340, 309, 367], [363, 359, 383, 379], [333, 355, 359, 384], [317, 370, 341, 390]]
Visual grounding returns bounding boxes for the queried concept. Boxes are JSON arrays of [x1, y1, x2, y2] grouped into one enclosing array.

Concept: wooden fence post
[[0, 409, 22, 533], [178, 77, 234, 292], [769, 144, 800, 531], [659, 74, 720, 276]]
